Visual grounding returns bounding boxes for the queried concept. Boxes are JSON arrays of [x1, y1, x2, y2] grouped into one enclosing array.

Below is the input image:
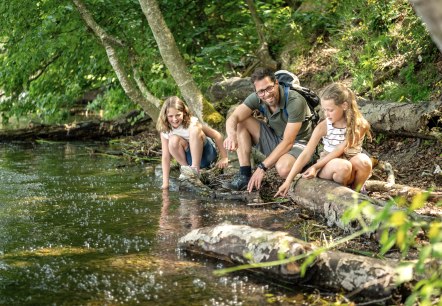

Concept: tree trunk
[[245, 0, 277, 70], [0, 111, 151, 141], [409, 0, 442, 52], [138, 0, 223, 126], [72, 0, 161, 122], [178, 223, 402, 301], [358, 99, 442, 141]]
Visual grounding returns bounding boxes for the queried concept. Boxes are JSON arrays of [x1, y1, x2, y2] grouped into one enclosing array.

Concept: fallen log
[[178, 223, 401, 301], [0, 110, 151, 141], [287, 176, 436, 232], [357, 99, 442, 141]]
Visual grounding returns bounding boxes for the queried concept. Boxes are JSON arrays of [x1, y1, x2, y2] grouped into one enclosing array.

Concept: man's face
[[254, 77, 279, 107]]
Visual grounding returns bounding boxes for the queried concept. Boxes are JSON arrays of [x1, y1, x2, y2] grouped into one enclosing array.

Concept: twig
[[277, 204, 292, 210], [247, 199, 289, 206]]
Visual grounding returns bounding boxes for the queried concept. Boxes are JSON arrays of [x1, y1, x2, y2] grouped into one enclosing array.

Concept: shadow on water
[[0, 142, 310, 305]]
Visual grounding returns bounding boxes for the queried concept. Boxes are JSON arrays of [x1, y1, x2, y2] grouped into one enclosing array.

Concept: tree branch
[[72, 0, 160, 121]]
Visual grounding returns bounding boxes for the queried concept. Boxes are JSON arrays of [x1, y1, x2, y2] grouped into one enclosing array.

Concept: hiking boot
[[178, 165, 200, 181], [222, 174, 250, 191]]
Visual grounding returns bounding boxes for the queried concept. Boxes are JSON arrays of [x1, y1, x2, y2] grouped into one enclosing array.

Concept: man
[[223, 67, 313, 192]]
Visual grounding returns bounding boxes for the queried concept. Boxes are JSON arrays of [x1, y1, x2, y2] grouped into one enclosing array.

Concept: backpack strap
[[283, 84, 289, 119]]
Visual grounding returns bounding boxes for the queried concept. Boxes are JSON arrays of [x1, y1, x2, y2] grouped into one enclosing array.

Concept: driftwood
[[178, 223, 401, 301], [0, 111, 152, 141]]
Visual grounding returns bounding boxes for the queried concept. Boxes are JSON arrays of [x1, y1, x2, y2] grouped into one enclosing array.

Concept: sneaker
[[222, 174, 250, 191], [178, 165, 200, 181], [360, 184, 368, 195]]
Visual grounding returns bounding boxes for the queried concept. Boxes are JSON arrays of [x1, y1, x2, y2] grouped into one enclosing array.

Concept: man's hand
[[215, 157, 229, 169], [247, 168, 265, 192], [223, 136, 238, 152]]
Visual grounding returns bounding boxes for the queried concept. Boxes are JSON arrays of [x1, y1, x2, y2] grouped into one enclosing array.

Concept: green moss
[[202, 99, 225, 128]]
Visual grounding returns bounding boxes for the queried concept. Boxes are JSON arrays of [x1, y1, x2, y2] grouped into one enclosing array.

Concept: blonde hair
[[320, 83, 371, 148], [156, 96, 192, 133]]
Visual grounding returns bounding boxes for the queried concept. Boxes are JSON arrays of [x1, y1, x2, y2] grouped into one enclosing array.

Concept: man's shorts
[[185, 137, 218, 169], [255, 121, 307, 158]]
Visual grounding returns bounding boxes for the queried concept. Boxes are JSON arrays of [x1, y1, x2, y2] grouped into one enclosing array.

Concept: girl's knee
[[333, 161, 352, 184], [189, 125, 203, 138], [352, 155, 372, 171], [168, 135, 186, 151]]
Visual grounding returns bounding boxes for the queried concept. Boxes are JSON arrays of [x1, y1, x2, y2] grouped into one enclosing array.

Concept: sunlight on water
[[0, 142, 305, 305]]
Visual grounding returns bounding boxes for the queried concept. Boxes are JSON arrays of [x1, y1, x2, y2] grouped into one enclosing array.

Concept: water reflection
[[0, 142, 304, 305]]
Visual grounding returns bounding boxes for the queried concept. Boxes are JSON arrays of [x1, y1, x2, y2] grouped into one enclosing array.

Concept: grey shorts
[[255, 122, 307, 158]]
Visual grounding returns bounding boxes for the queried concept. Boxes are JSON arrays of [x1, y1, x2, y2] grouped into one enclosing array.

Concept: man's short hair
[[251, 67, 276, 84]]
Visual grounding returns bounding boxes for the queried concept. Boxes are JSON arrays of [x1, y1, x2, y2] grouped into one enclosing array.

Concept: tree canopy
[[0, 0, 440, 124]]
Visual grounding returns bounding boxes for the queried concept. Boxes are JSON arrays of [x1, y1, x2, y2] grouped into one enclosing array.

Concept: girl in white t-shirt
[[156, 96, 228, 189], [275, 83, 372, 197]]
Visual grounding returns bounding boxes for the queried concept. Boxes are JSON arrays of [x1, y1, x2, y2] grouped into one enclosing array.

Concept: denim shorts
[[255, 121, 307, 158], [185, 137, 218, 169]]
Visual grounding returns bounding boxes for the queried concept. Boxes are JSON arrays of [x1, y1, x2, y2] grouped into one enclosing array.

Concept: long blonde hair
[[320, 83, 371, 148], [156, 96, 192, 133]]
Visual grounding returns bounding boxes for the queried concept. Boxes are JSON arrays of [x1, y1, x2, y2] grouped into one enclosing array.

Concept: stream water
[[0, 142, 309, 305]]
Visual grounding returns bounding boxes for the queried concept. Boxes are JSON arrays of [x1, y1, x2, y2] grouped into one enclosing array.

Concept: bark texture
[[287, 177, 436, 232], [139, 0, 223, 125], [73, 0, 161, 121], [245, 0, 277, 70], [0, 111, 151, 141], [178, 223, 314, 281], [178, 223, 400, 300], [358, 99, 442, 140]]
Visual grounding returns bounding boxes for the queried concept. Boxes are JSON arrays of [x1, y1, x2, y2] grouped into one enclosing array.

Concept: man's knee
[[275, 156, 295, 178]]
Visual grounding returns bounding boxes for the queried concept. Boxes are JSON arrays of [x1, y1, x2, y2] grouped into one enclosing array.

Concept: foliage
[[289, 0, 441, 102], [86, 87, 139, 120], [1, 0, 440, 124]]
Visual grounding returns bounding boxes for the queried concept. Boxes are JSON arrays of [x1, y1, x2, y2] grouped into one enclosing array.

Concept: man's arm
[[261, 121, 301, 168], [224, 103, 254, 151], [246, 121, 301, 192]]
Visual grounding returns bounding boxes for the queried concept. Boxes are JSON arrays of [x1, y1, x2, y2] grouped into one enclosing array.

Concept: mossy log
[[178, 223, 401, 301], [0, 111, 151, 141]]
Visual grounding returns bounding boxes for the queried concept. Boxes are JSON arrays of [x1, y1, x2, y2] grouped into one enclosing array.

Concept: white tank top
[[161, 116, 198, 141], [322, 118, 346, 153]]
